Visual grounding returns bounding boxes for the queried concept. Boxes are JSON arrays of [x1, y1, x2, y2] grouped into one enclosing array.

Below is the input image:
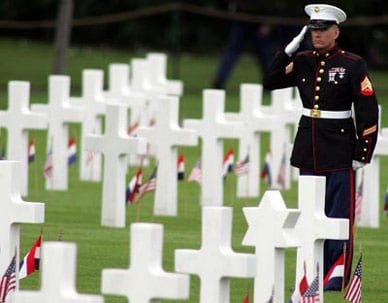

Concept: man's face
[[310, 25, 340, 53]]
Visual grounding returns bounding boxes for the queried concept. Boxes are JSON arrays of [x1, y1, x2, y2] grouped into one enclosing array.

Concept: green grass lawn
[[1, 37, 388, 302]]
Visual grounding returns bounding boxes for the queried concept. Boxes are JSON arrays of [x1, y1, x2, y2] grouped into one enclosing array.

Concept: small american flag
[[127, 121, 140, 136], [355, 179, 363, 222], [0, 254, 16, 303], [277, 149, 286, 188], [344, 255, 362, 303], [235, 155, 249, 176], [136, 166, 157, 202], [43, 146, 53, 180], [188, 160, 201, 184], [85, 150, 96, 166], [301, 275, 320, 303]]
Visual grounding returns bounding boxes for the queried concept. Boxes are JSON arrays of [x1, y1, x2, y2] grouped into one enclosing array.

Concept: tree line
[[0, 0, 387, 66]]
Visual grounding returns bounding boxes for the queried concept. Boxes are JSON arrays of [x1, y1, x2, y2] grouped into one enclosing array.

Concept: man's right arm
[[262, 51, 295, 90], [263, 26, 307, 90]]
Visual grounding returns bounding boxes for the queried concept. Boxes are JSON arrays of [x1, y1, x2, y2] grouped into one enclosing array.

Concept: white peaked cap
[[305, 4, 347, 24]]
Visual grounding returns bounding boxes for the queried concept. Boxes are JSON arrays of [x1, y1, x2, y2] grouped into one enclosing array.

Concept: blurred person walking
[[212, 0, 271, 89]]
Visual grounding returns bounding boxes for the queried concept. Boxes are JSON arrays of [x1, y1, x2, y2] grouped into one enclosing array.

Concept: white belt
[[302, 108, 352, 119]]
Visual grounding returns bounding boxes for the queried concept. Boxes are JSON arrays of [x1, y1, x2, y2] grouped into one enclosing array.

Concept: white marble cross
[[0, 161, 44, 284], [183, 89, 244, 206], [267, 88, 302, 189], [225, 84, 280, 198], [107, 63, 131, 97], [15, 242, 104, 303], [242, 191, 300, 303], [83, 103, 147, 228], [102, 223, 189, 302], [106, 63, 151, 167], [72, 69, 106, 182], [32, 75, 85, 190], [130, 58, 156, 94], [294, 176, 349, 302], [146, 52, 183, 96], [136, 95, 198, 216], [175, 206, 255, 303], [0, 81, 47, 196], [358, 127, 388, 228]]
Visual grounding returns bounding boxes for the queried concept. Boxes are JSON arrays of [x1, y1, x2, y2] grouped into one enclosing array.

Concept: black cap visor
[[308, 19, 337, 30]]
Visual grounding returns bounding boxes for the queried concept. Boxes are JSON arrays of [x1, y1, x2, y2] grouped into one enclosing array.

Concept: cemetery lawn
[[0, 37, 387, 302]]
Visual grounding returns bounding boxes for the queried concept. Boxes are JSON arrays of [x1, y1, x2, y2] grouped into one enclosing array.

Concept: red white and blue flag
[[261, 151, 272, 187], [177, 154, 185, 181], [19, 235, 42, 279], [28, 138, 36, 164], [288, 262, 309, 303], [222, 148, 234, 177], [126, 167, 143, 204], [68, 137, 77, 165], [0, 253, 16, 302], [242, 294, 249, 303]]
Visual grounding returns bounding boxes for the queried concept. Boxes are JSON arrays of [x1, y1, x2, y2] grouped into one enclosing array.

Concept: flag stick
[[57, 228, 63, 241], [342, 242, 347, 292], [135, 199, 142, 222], [134, 155, 148, 222], [183, 179, 188, 218]]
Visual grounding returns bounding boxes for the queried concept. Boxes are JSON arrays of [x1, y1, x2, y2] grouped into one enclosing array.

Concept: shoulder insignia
[[360, 75, 374, 96], [285, 62, 294, 75]]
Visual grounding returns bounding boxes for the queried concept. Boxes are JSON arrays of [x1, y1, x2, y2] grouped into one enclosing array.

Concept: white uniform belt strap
[[302, 108, 352, 119]]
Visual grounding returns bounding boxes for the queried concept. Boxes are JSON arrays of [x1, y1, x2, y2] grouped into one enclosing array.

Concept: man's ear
[[334, 26, 340, 40]]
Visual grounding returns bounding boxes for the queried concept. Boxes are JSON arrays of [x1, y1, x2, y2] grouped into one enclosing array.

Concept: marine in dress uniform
[[263, 4, 379, 290]]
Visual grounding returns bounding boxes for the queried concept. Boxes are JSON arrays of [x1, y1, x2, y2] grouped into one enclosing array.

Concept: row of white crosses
[[0, 52, 186, 228], [1, 159, 349, 303]]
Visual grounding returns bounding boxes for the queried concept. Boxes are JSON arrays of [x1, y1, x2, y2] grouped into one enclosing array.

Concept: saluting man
[[263, 4, 379, 290]]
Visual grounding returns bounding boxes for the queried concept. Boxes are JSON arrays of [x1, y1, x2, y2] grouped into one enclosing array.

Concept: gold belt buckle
[[311, 108, 321, 118]]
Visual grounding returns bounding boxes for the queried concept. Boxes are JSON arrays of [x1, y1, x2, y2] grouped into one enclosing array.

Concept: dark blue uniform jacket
[[263, 45, 379, 172]]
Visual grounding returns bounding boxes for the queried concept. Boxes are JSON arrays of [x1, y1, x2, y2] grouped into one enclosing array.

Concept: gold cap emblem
[[314, 6, 320, 13]]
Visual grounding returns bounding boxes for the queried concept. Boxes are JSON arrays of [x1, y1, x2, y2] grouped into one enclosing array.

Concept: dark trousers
[[300, 169, 355, 290], [213, 21, 271, 89]]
